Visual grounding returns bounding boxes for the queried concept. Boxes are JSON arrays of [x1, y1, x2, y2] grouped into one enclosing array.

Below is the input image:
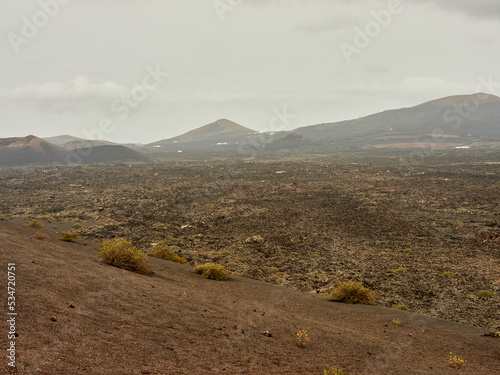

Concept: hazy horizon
[[1, 0, 500, 143]]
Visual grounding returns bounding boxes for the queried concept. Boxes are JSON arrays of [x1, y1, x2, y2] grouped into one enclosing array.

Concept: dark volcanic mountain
[[0, 135, 67, 166], [149, 119, 255, 150], [295, 93, 500, 148], [68, 145, 149, 164], [0, 135, 148, 166], [264, 132, 318, 151], [43, 135, 84, 146], [44, 135, 116, 149]]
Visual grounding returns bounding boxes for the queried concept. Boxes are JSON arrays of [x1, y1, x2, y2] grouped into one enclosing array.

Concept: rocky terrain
[[2, 217, 499, 374], [1, 150, 498, 333]]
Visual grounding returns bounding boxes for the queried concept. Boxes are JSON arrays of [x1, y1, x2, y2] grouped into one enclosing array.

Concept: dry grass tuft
[[330, 281, 375, 305], [194, 263, 228, 281], [98, 238, 150, 274], [27, 220, 44, 228], [33, 231, 49, 240], [149, 245, 187, 264], [61, 231, 80, 242]]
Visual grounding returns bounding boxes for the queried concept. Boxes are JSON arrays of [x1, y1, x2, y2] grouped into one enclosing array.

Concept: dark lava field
[[1, 150, 499, 330]]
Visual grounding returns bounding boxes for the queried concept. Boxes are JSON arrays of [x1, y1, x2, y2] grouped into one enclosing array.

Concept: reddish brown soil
[[1, 220, 499, 374], [1, 153, 498, 331]]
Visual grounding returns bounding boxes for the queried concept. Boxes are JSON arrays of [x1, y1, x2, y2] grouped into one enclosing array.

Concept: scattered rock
[[483, 331, 500, 338], [245, 235, 265, 244]]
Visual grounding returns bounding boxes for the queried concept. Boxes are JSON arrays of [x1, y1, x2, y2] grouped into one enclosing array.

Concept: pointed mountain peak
[[167, 119, 255, 143]]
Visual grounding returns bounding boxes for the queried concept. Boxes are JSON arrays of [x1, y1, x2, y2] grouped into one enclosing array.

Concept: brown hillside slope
[[1, 220, 499, 375], [0, 136, 67, 166]]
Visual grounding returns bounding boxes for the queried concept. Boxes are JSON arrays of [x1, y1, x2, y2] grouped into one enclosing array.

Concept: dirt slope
[[1, 220, 499, 375], [0, 136, 67, 166]]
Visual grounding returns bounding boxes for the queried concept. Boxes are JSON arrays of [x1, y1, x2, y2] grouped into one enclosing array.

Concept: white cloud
[[0, 77, 128, 104]]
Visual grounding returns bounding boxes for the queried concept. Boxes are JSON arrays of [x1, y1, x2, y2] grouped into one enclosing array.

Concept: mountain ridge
[[294, 93, 500, 147], [0, 135, 148, 166]]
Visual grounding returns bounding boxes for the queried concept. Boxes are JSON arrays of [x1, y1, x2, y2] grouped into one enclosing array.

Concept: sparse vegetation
[[73, 223, 83, 229], [403, 249, 413, 254], [98, 238, 150, 274], [266, 266, 280, 274], [323, 366, 344, 375], [475, 290, 494, 298], [296, 329, 309, 348], [234, 257, 249, 264], [393, 267, 409, 274], [330, 281, 375, 305], [443, 272, 456, 277], [392, 319, 401, 326], [33, 231, 49, 240], [61, 231, 80, 242], [323, 366, 361, 375], [27, 220, 44, 228], [392, 304, 409, 311], [269, 274, 284, 284], [40, 216, 56, 222], [148, 245, 187, 264], [449, 352, 467, 369], [194, 263, 228, 281]]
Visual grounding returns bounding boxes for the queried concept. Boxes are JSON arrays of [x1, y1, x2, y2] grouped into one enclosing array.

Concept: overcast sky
[[1, 0, 499, 143]]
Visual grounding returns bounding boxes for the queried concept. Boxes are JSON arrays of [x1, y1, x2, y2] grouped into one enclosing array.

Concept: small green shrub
[[194, 263, 228, 281], [443, 271, 456, 277], [98, 238, 150, 274], [148, 245, 187, 264], [402, 249, 413, 254], [392, 304, 409, 311], [330, 281, 375, 305], [323, 366, 345, 375], [27, 220, 44, 228], [61, 231, 80, 242], [475, 290, 494, 298], [73, 223, 83, 229]]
